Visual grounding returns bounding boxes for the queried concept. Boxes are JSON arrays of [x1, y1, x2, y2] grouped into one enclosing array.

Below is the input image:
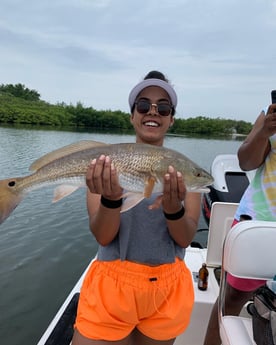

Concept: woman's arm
[[238, 104, 276, 171], [86, 155, 123, 246], [161, 166, 201, 248]]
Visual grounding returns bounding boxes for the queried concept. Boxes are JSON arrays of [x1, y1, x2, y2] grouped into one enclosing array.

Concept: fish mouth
[[143, 120, 160, 127]]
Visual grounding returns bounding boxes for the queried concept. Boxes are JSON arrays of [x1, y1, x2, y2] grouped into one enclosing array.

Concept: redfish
[[0, 140, 213, 224]]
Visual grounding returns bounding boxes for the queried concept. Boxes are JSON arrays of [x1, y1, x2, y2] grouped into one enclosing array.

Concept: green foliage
[[0, 83, 40, 101], [0, 84, 253, 136], [171, 116, 251, 136], [0, 92, 73, 126]]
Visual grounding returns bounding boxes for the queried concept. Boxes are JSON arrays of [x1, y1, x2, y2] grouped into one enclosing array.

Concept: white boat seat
[[218, 220, 276, 345], [220, 316, 254, 344], [206, 202, 238, 268]]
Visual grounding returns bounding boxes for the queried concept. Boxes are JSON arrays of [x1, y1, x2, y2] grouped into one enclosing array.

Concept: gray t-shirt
[[97, 195, 185, 265]]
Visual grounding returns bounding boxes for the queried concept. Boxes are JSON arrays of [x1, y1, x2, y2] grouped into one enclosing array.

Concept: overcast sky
[[1, 0, 276, 123]]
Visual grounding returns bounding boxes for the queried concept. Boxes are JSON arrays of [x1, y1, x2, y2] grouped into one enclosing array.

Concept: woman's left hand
[[162, 165, 186, 213], [148, 165, 186, 211]]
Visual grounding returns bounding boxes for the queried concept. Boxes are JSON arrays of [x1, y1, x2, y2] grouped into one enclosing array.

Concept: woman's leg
[[71, 329, 132, 345], [72, 328, 175, 345], [130, 328, 175, 345]]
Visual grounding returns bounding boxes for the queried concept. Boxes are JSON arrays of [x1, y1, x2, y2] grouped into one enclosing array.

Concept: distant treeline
[[0, 83, 252, 136]]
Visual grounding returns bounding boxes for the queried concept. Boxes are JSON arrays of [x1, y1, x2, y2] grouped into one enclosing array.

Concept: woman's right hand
[[238, 104, 276, 171], [86, 155, 123, 200], [86, 155, 122, 245], [262, 104, 276, 137]]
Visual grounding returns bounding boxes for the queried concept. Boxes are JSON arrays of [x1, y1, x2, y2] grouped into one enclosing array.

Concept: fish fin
[[30, 140, 107, 171], [52, 185, 80, 203], [0, 177, 24, 224], [143, 176, 156, 198], [120, 192, 145, 213]]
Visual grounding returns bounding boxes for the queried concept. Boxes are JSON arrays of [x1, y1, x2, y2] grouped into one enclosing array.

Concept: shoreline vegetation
[[0, 83, 252, 137]]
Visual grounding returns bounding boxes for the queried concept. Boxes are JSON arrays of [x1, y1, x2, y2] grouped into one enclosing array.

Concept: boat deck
[[175, 247, 219, 344], [37, 202, 252, 345]]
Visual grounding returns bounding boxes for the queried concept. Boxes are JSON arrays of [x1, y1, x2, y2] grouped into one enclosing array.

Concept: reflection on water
[[0, 126, 242, 345]]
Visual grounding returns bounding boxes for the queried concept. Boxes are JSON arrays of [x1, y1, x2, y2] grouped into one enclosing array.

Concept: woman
[[204, 101, 276, 345], [72, 71, 201, 345]]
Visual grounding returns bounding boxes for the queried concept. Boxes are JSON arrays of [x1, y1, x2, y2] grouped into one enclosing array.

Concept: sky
[[1, 0, 276, 123]]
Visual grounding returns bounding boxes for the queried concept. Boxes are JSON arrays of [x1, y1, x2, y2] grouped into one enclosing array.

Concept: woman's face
[[130, 86, 174, 146]]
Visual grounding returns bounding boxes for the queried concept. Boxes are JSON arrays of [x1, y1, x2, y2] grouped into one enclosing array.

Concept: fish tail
[[0, 178, 23, 224]]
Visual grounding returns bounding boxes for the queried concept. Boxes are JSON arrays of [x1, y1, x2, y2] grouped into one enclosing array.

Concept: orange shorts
[[74, 258, 194, 341]]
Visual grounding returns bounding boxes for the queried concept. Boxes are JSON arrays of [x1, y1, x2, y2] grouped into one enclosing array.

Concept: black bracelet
[[163, 205, 185, 220], [100, 195, 123, 209]]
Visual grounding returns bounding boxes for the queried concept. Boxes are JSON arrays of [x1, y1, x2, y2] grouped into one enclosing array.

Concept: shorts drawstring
[[149, 277, 171, 315]]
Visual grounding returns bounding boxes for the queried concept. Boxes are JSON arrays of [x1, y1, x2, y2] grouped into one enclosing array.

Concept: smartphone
[[272, 90, 276, 104]]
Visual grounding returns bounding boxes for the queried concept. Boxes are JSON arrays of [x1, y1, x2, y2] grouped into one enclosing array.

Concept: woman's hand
[[148, 165, 186, 211], [261, 104, 276, 138], [238, 104, 276, 171], [162, 165, 186, 213], [86, 155, 123, 200], [86, 155, 122, 245]]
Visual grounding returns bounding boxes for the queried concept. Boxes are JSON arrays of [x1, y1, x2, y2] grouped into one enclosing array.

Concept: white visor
[[128, 78, 177, 110]]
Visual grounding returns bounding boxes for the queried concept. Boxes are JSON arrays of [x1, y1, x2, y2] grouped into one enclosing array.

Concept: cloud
[[0, 0, 276, 122]]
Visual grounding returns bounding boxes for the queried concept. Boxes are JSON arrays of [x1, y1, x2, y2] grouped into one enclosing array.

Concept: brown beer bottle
[[198, 263, 209, 291]]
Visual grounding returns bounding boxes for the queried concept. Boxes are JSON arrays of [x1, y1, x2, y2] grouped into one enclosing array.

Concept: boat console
[[202, 154, 255, 225]]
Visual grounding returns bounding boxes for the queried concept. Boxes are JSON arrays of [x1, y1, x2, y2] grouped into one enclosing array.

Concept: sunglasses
[[135, 100, 173, 117]]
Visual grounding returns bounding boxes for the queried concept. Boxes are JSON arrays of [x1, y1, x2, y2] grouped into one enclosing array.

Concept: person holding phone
[[204, 94, 276, 345]]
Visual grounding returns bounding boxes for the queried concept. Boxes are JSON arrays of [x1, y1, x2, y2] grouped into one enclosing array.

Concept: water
[[0, 127, 243, 345]]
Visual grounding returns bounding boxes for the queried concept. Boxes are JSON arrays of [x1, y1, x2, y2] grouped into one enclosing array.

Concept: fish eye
[[8, 181, 16, 187], [193, 168, 202, 177]]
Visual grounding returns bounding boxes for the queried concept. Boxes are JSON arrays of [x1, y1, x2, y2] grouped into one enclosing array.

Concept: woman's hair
[[144, 70, 168, 82]]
